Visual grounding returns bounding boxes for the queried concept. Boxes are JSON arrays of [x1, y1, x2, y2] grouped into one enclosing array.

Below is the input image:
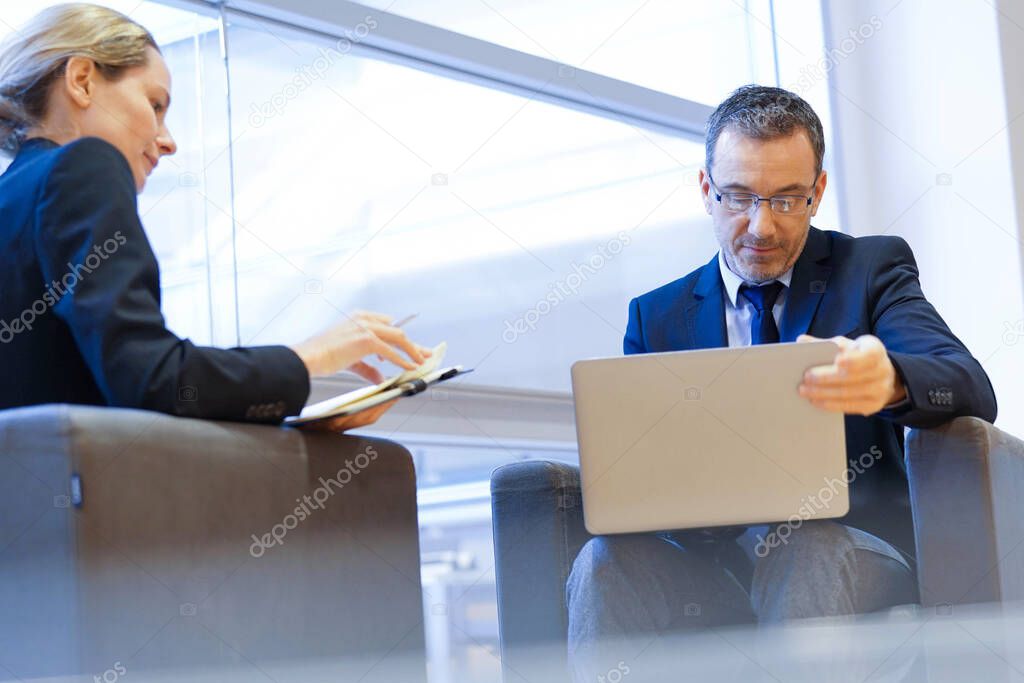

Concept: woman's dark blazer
[[0, 137, 310, 423]]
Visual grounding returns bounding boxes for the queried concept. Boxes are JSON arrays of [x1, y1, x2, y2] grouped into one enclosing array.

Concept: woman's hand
[[289, 311, 430, 433], [297, 399, 398, 433], [289, 310, 431, 379]]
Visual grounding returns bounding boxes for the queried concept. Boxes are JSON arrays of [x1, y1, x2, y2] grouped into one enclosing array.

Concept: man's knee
[[571, 536, 651, 584], [763, 520, 854, 563], [567, 535, 668, 606], [753, 521, 915, 619]]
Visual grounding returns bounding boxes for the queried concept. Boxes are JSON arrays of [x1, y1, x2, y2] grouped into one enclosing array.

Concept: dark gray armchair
[[0, 404, 427, 683], [490, 417, 1024, 683]]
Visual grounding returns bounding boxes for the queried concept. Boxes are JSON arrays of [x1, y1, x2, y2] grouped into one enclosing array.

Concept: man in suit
[[565, 85, 997, 680]]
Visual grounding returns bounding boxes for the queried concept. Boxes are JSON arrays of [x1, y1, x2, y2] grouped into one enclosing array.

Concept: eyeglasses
[[707, 171, 816, 216]]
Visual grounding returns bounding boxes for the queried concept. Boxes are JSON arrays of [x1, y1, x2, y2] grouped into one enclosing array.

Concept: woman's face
[[80, 45, 177, 192]]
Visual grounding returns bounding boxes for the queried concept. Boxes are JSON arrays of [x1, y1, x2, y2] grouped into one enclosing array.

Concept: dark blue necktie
[[739, 281, 785, 345]]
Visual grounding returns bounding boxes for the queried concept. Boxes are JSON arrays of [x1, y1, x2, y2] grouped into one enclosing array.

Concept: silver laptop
[[570, 341, 848, 535]]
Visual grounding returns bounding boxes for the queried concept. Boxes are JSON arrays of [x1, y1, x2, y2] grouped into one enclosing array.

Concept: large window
[[137, 10, 237, 346], [224, 19, 714, 392], [0, 0, 832, 395]]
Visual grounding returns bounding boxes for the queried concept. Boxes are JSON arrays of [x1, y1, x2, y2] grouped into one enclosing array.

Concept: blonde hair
[[0, 3, 158, 155]]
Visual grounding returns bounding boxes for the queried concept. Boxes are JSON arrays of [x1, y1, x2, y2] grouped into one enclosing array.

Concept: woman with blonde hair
[[0, 3, 426, 429]]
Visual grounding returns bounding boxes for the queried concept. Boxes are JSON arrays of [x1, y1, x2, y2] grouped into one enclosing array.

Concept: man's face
[[699, 128, 827, 283]]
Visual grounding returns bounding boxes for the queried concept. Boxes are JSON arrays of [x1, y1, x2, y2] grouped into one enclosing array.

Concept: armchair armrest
[[0, 404, 426, 682], [906, 416, 1024, 606]]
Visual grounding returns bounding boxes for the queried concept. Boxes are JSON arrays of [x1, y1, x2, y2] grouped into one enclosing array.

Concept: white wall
[[822, 0, 1024, 437]]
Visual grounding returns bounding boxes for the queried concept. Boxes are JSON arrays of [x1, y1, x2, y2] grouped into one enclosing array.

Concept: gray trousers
[[565, 520, 917, 682]]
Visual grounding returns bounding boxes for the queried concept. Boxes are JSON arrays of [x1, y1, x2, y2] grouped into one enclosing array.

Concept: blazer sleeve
[[32, 137, 310, 423], [624, 296, 646, 355], [869, 236, 997, 428]]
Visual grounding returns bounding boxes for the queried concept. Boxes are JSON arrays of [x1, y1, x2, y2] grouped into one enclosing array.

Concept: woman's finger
[[348, 361, 384, 385], [366, 323, 427, 365], [362, 400, 397, 423], [369, 336, 418, 370], [332, 400, 397, 431], [321, 407, 380, 432]]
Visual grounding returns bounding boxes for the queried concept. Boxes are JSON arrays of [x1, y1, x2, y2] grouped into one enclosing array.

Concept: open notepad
[[285, 342, 469, 426]]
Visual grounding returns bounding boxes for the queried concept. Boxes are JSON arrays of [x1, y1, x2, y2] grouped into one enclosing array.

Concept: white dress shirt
[[718, 251, 794, 348]]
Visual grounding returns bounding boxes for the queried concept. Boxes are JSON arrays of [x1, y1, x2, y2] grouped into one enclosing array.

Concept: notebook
[[285, 342, 468, 426]]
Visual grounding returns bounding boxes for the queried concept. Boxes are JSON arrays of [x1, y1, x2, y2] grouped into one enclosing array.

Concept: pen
[[394, 313, 418, 328]]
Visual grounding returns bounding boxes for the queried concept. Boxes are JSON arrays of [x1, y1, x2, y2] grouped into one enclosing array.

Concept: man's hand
[[797, 334, 906, 416]]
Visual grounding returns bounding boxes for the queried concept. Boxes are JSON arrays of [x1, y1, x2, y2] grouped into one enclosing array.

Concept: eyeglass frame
[[706, 170, 818, 216]]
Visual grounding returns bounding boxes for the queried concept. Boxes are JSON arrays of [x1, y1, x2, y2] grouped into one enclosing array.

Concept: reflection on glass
[[357, 0, 771, 104], [226, 22, 717, 392]]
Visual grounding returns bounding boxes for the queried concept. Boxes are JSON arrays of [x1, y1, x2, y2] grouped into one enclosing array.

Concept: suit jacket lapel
[[685, 253, 728, 349], [778, 227, 833, 342]]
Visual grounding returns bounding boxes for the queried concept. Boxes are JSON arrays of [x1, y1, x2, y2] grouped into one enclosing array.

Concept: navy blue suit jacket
[[0, 137, 310, 423], [624, 226, 997, 556]]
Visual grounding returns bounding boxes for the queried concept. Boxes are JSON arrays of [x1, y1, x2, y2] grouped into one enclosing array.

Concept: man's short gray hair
[[705, 84, 825, 177]]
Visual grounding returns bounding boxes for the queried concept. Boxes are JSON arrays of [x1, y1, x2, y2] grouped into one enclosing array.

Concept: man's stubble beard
[[722, 225, 811, 284]]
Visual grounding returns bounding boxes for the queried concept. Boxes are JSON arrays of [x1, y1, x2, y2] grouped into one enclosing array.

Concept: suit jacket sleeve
[[870, 236, 997, 428], [624, 296, 646, 355], [32, 137, 310, 423]]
